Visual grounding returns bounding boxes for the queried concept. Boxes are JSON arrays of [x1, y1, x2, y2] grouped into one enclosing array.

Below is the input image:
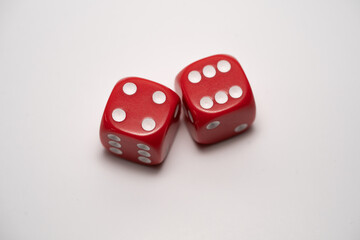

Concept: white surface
[[1, 0, 360, 239]]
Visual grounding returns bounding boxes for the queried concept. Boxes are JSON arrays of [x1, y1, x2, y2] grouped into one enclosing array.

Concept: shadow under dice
[[175, 54, 256, 144], [100, 77, 181, 165]]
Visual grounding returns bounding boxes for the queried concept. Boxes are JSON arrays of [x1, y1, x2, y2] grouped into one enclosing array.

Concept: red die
[[100, 77, 181, 165], [175, 54, 256, 144]]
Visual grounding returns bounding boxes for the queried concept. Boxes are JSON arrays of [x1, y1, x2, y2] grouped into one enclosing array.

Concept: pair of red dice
[[100, 54, 256, 165]]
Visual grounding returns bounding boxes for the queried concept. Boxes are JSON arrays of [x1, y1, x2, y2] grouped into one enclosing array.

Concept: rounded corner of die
[[220, 53, 237, 59], [114, 77, 132, 87], [211, 53, 233, 59], [175, 69, 188, 85]]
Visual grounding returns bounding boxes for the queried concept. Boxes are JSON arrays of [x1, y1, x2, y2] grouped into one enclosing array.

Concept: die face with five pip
[[175, 54, 256, 144], [100, 77, 181, 165]]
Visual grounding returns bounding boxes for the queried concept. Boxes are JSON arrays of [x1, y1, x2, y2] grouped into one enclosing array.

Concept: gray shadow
[[193, 125, 256, 154]]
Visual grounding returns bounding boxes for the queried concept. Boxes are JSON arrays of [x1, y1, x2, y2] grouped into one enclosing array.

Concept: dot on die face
[[138, 150, 151, 157], [107, 134, 120, 141], [217, 60, 231, 73], [123, 82, 137, 95], [152, 91, 166, 104], [206, 121, 220, 129], [188, 110, 194, 123], [188, 70, 201, 83], [142, 117, 156, 131], [174, 104, 180, 118], [138, 156, 151, 164], [200, 96, 214, 109], [203, 65, 216, 78], [108, 141, 121, 148], [109, 147, 123, 155], [234, 123, 248, 132], [215, 91, 228, 104], [137, 143, 150, 151], [112, 108, 126, 122], [229, 85, 243, 99]]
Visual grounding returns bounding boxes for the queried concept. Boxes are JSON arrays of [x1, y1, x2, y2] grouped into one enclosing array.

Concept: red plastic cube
[[100, 77, 181, 165], [175, 54, 256, 144]]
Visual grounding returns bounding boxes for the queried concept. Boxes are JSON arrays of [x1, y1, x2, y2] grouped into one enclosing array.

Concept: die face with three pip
[[100, 77, 181, 165], [175, 54, 256, 144]]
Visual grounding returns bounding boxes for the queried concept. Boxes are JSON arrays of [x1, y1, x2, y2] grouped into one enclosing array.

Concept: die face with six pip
[[175, 54, 256, 144], [100, 77, 181, 165]]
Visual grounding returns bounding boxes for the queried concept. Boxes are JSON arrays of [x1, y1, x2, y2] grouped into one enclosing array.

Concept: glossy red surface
[[100, 77, 181, 165], [175, 54, 256, 144]]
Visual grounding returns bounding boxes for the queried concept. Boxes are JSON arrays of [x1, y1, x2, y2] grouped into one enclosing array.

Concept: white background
[[1, 0, 360, 239]]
